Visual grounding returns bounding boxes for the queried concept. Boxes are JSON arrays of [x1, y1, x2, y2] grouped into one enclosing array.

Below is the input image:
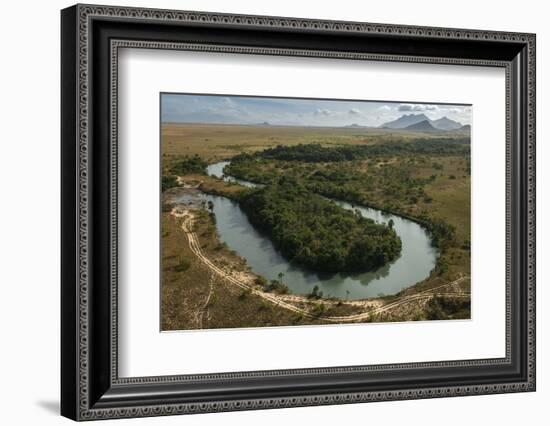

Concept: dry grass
[[162, 209, 363, 330], [162, 205, 390, 330], [161, 122, 452, 162], [161, 212, 210, 330], [161, 123, 471, 327]]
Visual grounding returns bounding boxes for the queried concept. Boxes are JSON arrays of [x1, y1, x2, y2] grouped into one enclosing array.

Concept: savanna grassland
[[226, 142, 471, 284], [161, 123, 471, 330], [161, 123, 462, 163], [161, 208, 336, 330]]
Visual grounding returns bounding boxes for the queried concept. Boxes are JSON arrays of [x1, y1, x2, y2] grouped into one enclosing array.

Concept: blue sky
[[161, 93, 471, 127]]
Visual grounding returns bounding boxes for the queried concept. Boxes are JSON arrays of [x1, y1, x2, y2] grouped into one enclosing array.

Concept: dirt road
[[173, 209, 470, 323]]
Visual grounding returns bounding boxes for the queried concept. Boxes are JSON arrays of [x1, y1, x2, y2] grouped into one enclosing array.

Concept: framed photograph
[[61, 4, 536, 421]]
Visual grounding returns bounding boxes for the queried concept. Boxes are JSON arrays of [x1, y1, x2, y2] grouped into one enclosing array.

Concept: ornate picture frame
[[61, 4, 535, 421]]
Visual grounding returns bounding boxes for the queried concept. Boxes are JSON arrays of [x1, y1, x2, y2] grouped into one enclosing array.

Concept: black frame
[[61, 4, 536, 421]]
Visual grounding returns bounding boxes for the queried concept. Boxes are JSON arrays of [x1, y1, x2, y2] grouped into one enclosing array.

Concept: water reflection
[[169, 162, 438, 299]]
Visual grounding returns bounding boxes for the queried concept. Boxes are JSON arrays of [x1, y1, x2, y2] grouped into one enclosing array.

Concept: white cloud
[[314, 108, 331, 116], [398, 103, 439, 112], [162, 94, 471, 127]]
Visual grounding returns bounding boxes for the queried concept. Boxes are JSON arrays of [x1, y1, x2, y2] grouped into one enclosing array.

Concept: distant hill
[[380, 113, 430, 129], [457, 124, 471, 132], [403, 119, 437, 132], [431, 116, 463, 130], [380, 113, 464, 132], [344, 123, 370, 128]]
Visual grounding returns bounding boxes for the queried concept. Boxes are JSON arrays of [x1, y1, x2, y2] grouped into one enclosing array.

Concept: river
[[174, 161, 438, 300]]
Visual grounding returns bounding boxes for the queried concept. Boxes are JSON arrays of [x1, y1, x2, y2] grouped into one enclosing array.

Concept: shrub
[[255, 276, 268, 287], [162, 174, 178, 191], [312, 303, 326, 316], [162, 201, 175, 212], [238, 288, 251, 300], [425, 296, 470, 320], [174, 256, 191, 272]]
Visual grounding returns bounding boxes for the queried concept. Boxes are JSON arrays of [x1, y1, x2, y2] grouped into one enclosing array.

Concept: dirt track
[[173, 209, 470, 323]]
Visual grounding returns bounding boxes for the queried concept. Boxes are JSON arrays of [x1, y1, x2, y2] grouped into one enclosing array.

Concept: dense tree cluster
[[239, 177, 402, 273], [226, 156, 433, 212], [419, 216, 456, 250], [162, 154, 209, 192], [227, 145, 461, 257], [213, 139, 466, 287], [237, 139, 469, 163], [170, 154, 208, 175]]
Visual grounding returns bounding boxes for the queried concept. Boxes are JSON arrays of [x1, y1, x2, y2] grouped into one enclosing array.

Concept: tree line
[[227, 147, 459, 253], [162, 155, 208, 192], [239, 177, 402, 273], [233, 139, 469, 163]]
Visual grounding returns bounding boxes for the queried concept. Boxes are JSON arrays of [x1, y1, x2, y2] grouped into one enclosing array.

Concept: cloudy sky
[[161, 93, 471, 127]]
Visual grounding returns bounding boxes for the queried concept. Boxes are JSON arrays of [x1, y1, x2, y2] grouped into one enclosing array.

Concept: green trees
[[225, 140, 468, 284], [424, 217, 456, 250], [226, 143, 460, 214], [174, 256, 191, 272], [161, 154, 209, 192], [162, 175, 178, 192], [239, 140, 469, 163], [170, 154, 208, 175], [239, 178, 402, 273], [309, 285, 323, 299], [425, 296, 471, 320]]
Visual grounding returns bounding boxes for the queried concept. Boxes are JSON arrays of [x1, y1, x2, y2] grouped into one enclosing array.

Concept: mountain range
[[379, 113, 466, 132]]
